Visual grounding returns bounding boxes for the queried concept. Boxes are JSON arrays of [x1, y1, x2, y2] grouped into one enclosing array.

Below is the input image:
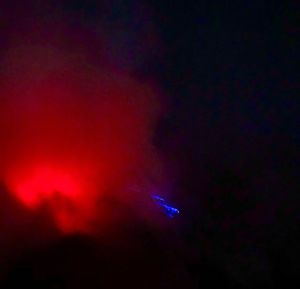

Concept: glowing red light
[[6, 164, 97, 233], [12, 166, 79, 207], [0, 53, 162, 234]]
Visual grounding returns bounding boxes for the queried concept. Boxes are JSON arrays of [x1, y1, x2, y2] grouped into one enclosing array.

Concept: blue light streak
[[152, 195, 180, 218]]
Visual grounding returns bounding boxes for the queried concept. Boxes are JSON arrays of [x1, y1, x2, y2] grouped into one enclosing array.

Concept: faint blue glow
[[152, 195, 180, 218]]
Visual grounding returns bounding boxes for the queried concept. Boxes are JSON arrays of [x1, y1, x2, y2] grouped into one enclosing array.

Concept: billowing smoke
[[0, 1, 165, 234]]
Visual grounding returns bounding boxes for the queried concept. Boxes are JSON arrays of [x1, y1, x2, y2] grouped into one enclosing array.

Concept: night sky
[[0, 1, 299, 288]]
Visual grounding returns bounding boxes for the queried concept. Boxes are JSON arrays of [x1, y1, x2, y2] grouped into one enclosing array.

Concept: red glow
[[0, 54, 162, 233], [6, 163, 100, 233], [0, 6, 163, 233], [12, 166, 80, 208]]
